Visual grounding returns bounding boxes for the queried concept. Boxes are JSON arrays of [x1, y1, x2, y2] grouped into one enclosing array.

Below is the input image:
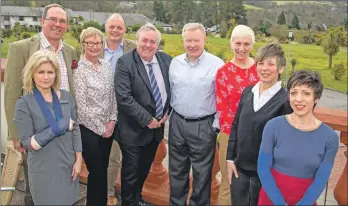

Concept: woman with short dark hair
[[257, 70, 339, 205], [226, 43, 292, 205]]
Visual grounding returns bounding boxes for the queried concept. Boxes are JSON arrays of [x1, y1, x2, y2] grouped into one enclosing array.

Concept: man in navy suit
[[114, 23, 172, 206]]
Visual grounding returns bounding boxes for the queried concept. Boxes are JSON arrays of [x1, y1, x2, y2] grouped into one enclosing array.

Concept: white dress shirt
[[141, 56, 167, 107], [252, 81, 282, 112]]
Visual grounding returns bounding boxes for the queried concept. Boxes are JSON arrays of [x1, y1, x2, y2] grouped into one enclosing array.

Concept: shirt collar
[[104, 39, 124, 52], [40, 32, 63, 51], [80, 56, 103, 72], [252, 81, 282, 96], [184, 50, 205, 65], [141, 55, 158, 66]]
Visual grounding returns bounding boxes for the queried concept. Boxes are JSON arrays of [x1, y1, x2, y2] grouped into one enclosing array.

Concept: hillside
[[245, 0, 347, 29]]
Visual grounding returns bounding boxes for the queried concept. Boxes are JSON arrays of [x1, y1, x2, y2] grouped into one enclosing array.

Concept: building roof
[[1, 6, 78, 18], [74, 11, 172, 27]]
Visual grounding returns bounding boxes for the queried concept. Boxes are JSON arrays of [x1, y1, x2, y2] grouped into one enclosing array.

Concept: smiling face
[[256, 56, 284, 85], [105, 16, 126, 43], [231, 36, 253, 61], [136, 29, 158, 62], [83, 35, 103, 60], [33, 62, 56, 90], [289, 84, 318, 117], [41, 6, 68, 41], [183, 29, 206, 60]]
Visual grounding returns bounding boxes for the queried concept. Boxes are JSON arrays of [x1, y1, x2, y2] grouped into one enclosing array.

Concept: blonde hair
[[79, 27, 104, 55], [136, 23, 161, 46], [182, 23, 206, 37], [230, 25, 255, 45], [22, 50, 61, 93]]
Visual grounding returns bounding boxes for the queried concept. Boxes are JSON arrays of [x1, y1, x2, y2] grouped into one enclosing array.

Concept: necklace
[[288, 114, 318, 131]]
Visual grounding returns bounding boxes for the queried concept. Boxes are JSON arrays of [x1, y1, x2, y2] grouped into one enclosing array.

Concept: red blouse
[[216, 62, 259, 134]]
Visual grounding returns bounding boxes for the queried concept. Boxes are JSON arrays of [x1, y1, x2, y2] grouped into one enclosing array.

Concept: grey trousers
[[230, 168, 261, 206], [107, 140, 121, 197], [168, 111, 217, 206]]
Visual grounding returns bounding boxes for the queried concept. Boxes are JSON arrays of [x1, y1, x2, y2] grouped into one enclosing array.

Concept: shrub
[[82, 21, 103, 30], [132, 24, 141, 32], [159, 39, 165, 50], [155, 24, 164, 33], [1, 29, 13, 38], [216, 48, 227, 60], [70, 25, 83, 42], [21, 32, 32, 39], [76, 45, 82, 59], [298, 35, 315, 44], [332, 63, 346, 80]]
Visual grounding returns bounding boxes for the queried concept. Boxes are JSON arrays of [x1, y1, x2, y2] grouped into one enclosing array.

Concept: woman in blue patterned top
[[257, 70, 339, 205]]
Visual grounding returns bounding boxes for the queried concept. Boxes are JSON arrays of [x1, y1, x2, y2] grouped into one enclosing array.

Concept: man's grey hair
[[182, 23, 206, 37], [105, 13, 125, 26], [136, 22, 161, 46]]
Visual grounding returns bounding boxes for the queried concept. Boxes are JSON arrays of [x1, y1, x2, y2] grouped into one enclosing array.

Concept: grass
[[243, 4, 264, 11], [2, 32, 347, 93], [272, 1, 336, 6]]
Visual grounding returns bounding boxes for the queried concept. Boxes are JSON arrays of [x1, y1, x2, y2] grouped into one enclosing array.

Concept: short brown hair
[[255, 43, 286, 80], [42, 4, 68, 20], [287, 70, 323, 102]]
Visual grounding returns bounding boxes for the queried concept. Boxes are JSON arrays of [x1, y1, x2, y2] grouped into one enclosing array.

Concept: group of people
[[4, 3, 339, 206]]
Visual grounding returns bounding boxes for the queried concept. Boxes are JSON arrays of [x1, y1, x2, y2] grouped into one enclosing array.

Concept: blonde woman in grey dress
[[13, 50, 82, 205]]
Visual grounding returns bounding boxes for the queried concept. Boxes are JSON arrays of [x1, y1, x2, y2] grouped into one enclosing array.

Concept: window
[[19, 16, 24, 21], [5, 25, 10, 29], [4, 16, 10, 21], [33, 17, 38, 21]]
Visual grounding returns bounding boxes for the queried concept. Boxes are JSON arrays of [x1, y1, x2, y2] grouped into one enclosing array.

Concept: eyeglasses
[[45, 17, 67, 25], [83, 41, 103, 47]]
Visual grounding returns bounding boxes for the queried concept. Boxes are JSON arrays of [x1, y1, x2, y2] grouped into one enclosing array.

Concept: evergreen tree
[[153, 0, 167, 23], [291, 14, 300, 30], [277, 11, 286, 25]]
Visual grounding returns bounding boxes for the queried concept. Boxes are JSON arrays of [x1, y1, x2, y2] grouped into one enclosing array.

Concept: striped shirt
[[39, 32, 69, 91]]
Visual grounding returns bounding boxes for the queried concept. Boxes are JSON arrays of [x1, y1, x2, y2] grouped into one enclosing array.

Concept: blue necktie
[[148, 63, 163, 119]]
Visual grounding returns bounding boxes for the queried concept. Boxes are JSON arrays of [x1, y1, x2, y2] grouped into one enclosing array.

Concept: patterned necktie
[[148, 63, 163, 118]]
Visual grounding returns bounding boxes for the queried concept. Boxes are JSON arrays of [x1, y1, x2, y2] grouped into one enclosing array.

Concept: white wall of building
[[1, 82, 12, 153]]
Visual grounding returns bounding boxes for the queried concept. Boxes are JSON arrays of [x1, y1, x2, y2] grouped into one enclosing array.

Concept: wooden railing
[[80, 107, 348, 205]]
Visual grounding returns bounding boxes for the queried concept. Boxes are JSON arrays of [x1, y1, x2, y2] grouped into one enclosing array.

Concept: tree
[[277, 11, 286, 25], [259, 20, 272, 36], [153, 0, 167, 23], [290, 14, 300, 30], [290, 59, 297, 74], [321, 26, 346, 68], [77, 16, 84, 24]]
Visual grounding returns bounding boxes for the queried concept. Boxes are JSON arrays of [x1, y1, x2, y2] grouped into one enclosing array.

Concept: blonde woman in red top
[[216, 25, 259, 205]]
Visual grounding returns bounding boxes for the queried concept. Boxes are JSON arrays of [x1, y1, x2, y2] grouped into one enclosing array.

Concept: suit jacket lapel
[[29, 34, 40, 58], [134, 51, 152, 93], [123, 39, 133, 54]]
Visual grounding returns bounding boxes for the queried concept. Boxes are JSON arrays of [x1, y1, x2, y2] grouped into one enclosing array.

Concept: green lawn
[[272, 1, 336, 6], [243, 3, 264, 11], [2, 32, 347, 93]]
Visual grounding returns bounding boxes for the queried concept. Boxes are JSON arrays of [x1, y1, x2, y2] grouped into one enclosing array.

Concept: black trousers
[[230, 167, 261, 206], [169, 112, 217, 206], [118, 137, 159, 206], [80, 125, 113, 206]]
